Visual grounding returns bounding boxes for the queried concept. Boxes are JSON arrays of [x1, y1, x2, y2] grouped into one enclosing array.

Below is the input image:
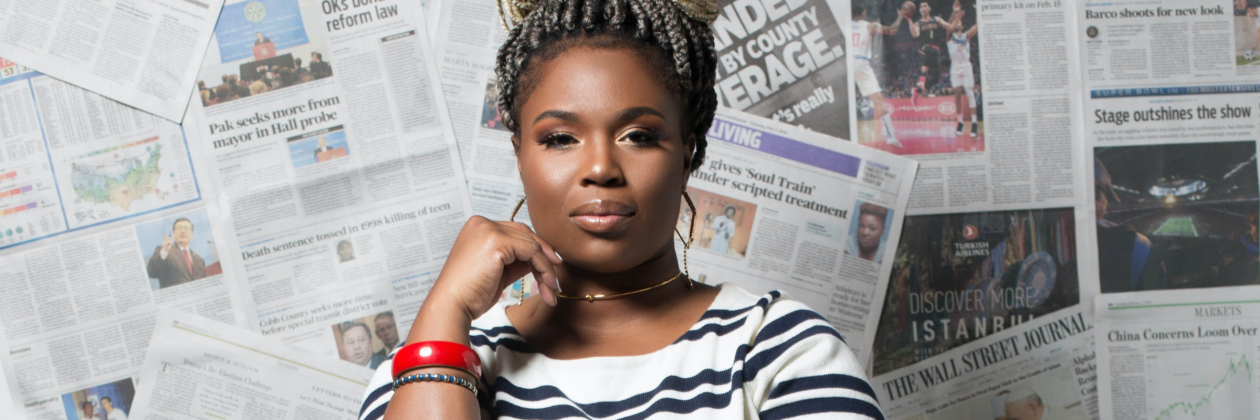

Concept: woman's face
[[858, 214, 885, 251], [341, 326, 372, 365], [515, 47, 691, 273]]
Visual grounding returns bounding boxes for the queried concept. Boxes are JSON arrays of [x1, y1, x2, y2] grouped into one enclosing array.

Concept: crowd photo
[[195, 0, 334, 107], [853, 0, 984, 155], [197, 50, 333, 107]]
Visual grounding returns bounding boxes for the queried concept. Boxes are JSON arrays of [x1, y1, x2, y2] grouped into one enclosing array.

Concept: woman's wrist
[[408, 292, 476, 345]]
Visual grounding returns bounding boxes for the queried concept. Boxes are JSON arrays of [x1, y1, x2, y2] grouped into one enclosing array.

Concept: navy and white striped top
[[358, 284, 883, 419]]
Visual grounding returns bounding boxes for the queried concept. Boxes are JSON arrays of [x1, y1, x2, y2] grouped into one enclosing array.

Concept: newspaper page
[[0, 0, 225, 122], [875, 304, 1098, 420], [128, 309, 373, 420], [0, 61, 248, 420], [848, 0, 1087, 215], [186, 0, 474, 367], [683, 108, 917, 360], [430, 0, 520, 222], [712, 0, 852, 139], [1078, 0, 1260, 297], [1094, 287, 1260, 420], [861, 0, 1092, 378]]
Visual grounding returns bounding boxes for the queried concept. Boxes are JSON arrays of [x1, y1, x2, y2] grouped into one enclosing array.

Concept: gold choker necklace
[[557, 272, 693, 303]]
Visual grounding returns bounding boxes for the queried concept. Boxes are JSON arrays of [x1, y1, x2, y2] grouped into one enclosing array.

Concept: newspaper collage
[[0, 0, 1257, 418]]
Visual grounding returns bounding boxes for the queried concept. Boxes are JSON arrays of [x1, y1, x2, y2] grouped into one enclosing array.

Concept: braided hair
[[495, 0, 718, 170]]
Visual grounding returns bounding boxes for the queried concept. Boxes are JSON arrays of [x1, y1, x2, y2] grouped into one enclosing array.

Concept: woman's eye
[[622, 129, 664, 145], [539, 132, 578, 149]]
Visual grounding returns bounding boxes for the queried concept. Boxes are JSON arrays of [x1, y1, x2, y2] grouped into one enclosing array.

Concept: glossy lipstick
[[570, 200, 635, 233]]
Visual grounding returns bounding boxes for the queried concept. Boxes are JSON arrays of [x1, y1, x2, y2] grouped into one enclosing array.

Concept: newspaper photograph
[[0, 0, 225, 122], [875, 304, 1097, 420], [849, 0, 1086, 215], [684, 108, 918, 360], [1078, 0, 1260, 296], [1095, 287, 1260, 420], [869, 207, 1082, 376], [128, 309, 373, 420], [186, 0, 474, 360], [712, 0, 852, 138], [0, 63, 250, 420]]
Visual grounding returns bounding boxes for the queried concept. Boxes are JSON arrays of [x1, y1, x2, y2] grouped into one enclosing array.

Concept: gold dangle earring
[[675, 191, 696, 290], [509, 197, 527, 304], [509, 197, 526, 222]]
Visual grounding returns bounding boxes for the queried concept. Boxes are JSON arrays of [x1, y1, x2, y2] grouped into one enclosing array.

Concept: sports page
[[847, 0, 1087, 215], [855, 0, 1095, 381], [1078, 0, 1260, 297]]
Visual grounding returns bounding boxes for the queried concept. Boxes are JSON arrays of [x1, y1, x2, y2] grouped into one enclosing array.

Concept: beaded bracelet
[[392, 372, 479, 397]]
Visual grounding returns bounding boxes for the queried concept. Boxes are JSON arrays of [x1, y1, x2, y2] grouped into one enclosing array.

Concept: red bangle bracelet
[[392, 341, 482, 381]]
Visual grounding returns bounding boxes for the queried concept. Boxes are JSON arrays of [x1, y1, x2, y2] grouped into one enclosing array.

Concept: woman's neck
[[557, 247, 683, 297], [506, 246, 720, 358]]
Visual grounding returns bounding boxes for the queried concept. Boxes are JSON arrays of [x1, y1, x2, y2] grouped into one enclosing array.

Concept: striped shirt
[[359, 284, 883, 419]]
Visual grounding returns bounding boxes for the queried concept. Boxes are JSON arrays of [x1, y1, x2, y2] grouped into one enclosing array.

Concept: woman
[[360, 1, 880, 419], [848, 203, 889, 262]]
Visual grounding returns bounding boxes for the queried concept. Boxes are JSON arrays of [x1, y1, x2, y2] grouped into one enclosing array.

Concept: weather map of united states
[[71, 138, 166, 211]]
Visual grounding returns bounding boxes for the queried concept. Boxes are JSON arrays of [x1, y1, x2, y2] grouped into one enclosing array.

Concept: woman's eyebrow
[[534, 109, 580, 124], [616, 106, 665, 123]]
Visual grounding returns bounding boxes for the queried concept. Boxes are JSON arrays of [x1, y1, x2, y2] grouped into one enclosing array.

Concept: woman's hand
[[392, 216, 559, 420], [428, 216, 563, 323]]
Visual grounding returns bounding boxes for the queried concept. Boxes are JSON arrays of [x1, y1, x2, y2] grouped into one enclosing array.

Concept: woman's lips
[[570, 200, 635, 233]]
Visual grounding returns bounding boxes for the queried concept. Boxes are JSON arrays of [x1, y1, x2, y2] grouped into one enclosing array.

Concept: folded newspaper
[[0, 0, 225, 122], [128, 309, 374, 419], [1095, 287, 1260, 420], [0, 60, 249, 420], [874, 304, 1097, 420]]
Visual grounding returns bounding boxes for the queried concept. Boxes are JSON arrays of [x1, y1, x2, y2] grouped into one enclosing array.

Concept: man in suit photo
[[146, 217, 206, 289], [309, 52, 332, 79], [314, 137, 333, 161]]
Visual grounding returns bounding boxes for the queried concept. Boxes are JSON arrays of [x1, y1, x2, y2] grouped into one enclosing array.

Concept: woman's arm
[[382, 301, 482, 418], [378, 217, 562, 420]]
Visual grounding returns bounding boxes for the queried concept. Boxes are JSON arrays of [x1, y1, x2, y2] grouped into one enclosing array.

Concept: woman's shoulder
[[712, 284, 882, 418], [697, 284, 854, 357], [708, 284, 840, 336]]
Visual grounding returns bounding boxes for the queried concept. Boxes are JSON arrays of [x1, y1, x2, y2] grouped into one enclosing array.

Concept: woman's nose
[[579, 138, 625, 187]]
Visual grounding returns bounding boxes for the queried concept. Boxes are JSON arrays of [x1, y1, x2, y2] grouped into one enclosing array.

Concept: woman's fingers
[[501, 223, 564, 296], [494, 229, 559, 306]]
